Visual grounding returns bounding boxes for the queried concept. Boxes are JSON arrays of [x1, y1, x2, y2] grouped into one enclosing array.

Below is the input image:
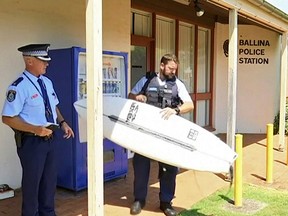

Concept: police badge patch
[[7, 90, 16, 102]]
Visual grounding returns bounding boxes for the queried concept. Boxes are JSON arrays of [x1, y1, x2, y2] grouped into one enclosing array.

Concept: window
[[197, 27, 211, 94], [178, 22, 195, 121], [196, 27, 211, 126], [131, 9, 152, 37], [155, 15, 175, 70]]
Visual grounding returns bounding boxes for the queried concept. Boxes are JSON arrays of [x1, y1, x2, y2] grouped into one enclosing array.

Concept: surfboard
[[74, 97, 237, 173]]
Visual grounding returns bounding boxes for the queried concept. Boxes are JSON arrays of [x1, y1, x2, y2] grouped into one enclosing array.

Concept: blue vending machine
[[46, 47, 128, 191]]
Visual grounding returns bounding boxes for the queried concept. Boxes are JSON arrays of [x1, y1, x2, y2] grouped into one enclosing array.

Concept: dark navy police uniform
[[1, 44, 59, 216], [130, 73, 192, 204]]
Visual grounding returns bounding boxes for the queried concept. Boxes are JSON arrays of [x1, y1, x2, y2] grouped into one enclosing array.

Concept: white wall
[[103, 0, 131, 89], [0, 0, 130, 188], [214, 23, 281, 133]]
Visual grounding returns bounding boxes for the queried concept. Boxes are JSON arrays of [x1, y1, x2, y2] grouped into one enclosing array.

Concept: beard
[[163, 71, 175, 80]]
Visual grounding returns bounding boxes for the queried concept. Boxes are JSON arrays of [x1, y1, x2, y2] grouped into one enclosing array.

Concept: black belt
[[22, 132, 54, 141]]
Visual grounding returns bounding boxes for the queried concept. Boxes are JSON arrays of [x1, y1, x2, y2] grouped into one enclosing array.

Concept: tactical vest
[[140, 72, 182, 109]]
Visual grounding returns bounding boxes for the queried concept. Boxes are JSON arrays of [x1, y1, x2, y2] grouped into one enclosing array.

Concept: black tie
[[37, 78, 54, 123]]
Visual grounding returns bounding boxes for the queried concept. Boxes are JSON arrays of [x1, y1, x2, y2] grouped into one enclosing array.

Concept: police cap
[[18, 44, 51, 61]]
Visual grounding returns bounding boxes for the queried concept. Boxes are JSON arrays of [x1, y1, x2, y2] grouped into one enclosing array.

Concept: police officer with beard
[[128, 54, 194, 216]]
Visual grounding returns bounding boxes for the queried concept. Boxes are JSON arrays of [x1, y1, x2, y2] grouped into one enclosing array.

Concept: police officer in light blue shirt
[[1, 44, 74, 216], [3, 71, 59, 126]]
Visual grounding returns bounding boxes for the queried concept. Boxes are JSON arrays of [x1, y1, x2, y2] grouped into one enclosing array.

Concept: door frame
[[131, 35, 155, 72]]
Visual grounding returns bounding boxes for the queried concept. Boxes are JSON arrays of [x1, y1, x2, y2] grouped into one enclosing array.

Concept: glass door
[[131, 45, 147, 88]]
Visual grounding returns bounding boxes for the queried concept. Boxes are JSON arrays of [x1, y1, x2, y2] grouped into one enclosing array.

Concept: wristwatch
[[59, 120, 66, 128], [174, 107, 180, 115]]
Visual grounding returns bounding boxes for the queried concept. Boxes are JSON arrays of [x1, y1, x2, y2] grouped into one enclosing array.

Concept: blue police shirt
[[131, 74, 192, 103], [1, 70, 59, 126]]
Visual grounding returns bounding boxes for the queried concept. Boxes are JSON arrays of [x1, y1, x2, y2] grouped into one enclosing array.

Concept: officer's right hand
[[135, 95, 147, 103], [34, 126, 53, 137]]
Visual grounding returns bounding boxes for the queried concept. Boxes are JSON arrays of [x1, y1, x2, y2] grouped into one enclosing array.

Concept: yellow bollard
[[234, 134, 243, 207], [266, 124, 274, 183]]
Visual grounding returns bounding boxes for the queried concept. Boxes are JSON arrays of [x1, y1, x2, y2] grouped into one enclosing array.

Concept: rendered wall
[[214, 23, 281, 133], [0, 0, 130, 188]]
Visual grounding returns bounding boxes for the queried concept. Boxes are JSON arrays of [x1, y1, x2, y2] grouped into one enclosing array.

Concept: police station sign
[[239, 39, 270, 64], [223, 39, 270, 64]]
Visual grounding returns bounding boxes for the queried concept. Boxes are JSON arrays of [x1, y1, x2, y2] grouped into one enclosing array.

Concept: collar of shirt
[[23, 70, 41, 82]]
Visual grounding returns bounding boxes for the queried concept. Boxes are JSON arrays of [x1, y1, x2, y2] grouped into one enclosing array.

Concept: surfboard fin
[[224, 165, 234, 187], [223, 165, 234, 198], [229, 165, 234, 187]]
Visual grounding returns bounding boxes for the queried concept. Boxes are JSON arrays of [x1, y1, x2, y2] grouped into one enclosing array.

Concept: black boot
[[160, 202, 178, 216], [130, 200, 145, 215]]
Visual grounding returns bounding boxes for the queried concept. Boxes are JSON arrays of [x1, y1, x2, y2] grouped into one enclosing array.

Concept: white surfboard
[[74, 97, 237, 173]]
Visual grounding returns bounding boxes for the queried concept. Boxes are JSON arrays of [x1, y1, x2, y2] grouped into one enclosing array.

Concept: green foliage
[[273, 101, 288, 135], [179, 184, 288, 216]]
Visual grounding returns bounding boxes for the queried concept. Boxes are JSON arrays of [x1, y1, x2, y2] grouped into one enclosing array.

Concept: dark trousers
[[17, 135, 57, 216], [133, 153, 178, 203]]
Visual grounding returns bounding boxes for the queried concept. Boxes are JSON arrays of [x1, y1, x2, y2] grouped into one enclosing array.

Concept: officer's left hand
[[60, 122, 75, 139], [160, 107, 177, 120]]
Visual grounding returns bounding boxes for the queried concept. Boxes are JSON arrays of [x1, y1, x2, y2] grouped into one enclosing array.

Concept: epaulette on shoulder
[[145, 71, 157, 79], [11, 77, 24, 86]]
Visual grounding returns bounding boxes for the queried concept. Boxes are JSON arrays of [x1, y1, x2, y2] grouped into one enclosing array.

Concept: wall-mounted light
[[194, 0, 204, 17]]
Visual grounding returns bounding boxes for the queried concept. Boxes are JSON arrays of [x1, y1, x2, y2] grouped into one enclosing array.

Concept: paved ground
[[1, 134, 288, 216]]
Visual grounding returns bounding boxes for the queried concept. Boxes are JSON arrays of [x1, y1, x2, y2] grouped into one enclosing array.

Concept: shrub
[[273, 101, 288, 135]]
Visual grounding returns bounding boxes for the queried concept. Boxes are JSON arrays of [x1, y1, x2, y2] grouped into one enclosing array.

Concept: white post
[[226, 9, 238, 151], [279, 32, 288, 151], [86, 0, 104, 215]]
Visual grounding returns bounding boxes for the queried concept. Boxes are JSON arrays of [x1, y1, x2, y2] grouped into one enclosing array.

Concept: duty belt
[[22, 131, 54, 141]]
